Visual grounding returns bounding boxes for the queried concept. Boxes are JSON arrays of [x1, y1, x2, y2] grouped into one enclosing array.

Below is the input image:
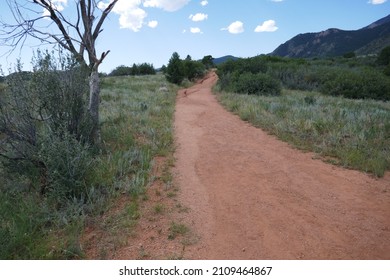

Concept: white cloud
[[221, 21, 244, 34], [98, 0, 189, 32], [190, 27, 203, 34], [38, 0, 68, 9], [118, 8, 147, 32], [368, 0, 387, 4], [40, 0, 68, 16], [143, 0, 190, 12], [255, 20, 278, 32], [52, 0, 68, 8], [189, 13, 208, 22], [98, 0, 146, 32], [148, 20, 158, 28], [271, 0, 284, 2], [200, 0, 209, 6]]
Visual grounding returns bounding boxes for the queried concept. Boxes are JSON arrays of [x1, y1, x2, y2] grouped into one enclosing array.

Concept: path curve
[[173, 71, 390, 259]]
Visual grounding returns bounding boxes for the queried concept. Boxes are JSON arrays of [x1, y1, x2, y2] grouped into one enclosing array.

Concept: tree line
[[164, 52, 214, 85], [109, 63, 156, 76]]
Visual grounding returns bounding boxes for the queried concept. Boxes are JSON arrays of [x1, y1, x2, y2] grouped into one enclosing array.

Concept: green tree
[[202, 55, 215, 69], [184, 60, 206, 81], [377, 46, 390, 65], [343, 52, 356, 59], [130, 63, 139, 75], [138, 63, 156, 75], [166, 52, 185, 85], [110, 65, 132, 76]]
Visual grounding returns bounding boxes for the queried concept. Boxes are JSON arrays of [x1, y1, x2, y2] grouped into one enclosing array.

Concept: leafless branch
[[1, 0, 117, 70]]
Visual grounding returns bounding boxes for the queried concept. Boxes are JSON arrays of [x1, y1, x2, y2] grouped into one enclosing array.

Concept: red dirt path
[[173, 71, 390, 259]]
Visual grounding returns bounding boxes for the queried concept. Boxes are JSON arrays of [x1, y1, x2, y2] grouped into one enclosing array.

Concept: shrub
[[40, 131, 93, 201], [343, 52, 356, 59], [0, 50, 93, 198], [321, 69, 390, 100], [232, 72, 281, 96], [109, 65, 132, 76], [183, 60, 206, 81], [377, 46, 390, 66]]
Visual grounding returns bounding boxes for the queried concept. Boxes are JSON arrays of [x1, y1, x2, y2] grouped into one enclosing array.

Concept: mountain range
[[272, 14, 390, 58], [212, 55, 240, 65]]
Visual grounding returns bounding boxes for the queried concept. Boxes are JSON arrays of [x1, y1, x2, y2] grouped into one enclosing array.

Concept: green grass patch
[[81, 74, 178, 256], [217, 88, 390, 177], [168, 222, 189, 240]]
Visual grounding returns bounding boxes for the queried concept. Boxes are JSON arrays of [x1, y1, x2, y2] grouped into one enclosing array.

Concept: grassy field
[[96, 74, 177, 195], [0, 74, 178, 259], [216, 88, 390, 177], [82, 74, 178, 258]]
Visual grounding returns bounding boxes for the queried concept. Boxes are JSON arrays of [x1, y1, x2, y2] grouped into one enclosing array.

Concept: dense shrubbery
[[217, 53, 390, 101], [219, 71, 281, 96], [377, 46, 390, 66], [0, 51, 97, 259], [321, 69, 390, 100], [109, 63, 156, 76], [165, 52, 207, 85], [377, 46, 390, 76], [217, 56, 282, 96], [1, 52, 93, 199]]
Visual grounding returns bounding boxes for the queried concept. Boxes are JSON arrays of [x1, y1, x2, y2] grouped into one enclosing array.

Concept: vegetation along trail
[[173, 71, 390, 259]]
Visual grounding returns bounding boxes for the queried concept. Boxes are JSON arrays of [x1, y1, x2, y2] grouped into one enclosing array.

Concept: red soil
[[172, 71, 390, 259]]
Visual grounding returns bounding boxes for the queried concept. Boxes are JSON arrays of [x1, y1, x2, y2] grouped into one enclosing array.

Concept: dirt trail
[[173, 71, 390, 259]]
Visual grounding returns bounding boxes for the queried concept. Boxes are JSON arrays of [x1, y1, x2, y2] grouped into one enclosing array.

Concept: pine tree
[[166, 52, 185, 85]]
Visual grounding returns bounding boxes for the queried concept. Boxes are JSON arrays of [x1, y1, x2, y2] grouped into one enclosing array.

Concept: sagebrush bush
[[40, 130, 93, 201], [0, 51, 93, 198], [232, 72, 282, 96], [321, 70, 390, 100]]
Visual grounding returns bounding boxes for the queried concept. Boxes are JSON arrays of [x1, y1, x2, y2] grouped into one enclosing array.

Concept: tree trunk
[[88, 70, 100, 144]]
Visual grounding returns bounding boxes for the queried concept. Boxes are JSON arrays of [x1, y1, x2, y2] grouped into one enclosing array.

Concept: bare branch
[[1, 0, 118, 70], [93, 0, 118, 40]]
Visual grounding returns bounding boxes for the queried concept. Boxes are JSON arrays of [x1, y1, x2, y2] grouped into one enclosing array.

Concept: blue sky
[[0, 0, 389, 73]]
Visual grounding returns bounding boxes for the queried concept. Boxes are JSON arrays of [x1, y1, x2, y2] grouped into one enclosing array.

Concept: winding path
[[173, 71, 390, 259]]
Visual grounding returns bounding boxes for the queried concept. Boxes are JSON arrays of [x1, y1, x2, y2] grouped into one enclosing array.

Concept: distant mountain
[[213, 55, 240, 65], [272, 14, 390, 58], [363, 14, 390, 30]]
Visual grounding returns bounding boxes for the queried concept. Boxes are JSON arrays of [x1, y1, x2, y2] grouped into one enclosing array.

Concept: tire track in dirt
[[173, 71, 390, 259]]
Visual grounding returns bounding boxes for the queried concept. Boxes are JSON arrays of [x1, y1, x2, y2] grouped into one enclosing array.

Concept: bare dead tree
[[0, 0, 119, 143]]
